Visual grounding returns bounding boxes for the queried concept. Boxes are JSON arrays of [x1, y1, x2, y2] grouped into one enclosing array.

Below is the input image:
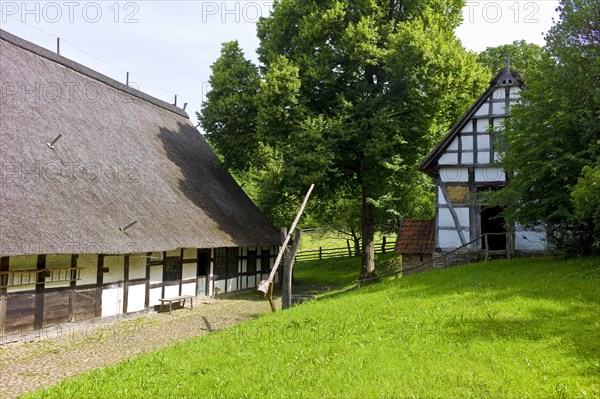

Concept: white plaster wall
[[129, 255, 146, 280], [103, 256, 124, 284], [492, 88, 505, 100], [149, 287, 162, 306], [181, 282, 196, 296], [478, 151, 491, 164], [164, 284, 179, 298], [448, 137, 459, 150], [437, 230, 463, 250], [182, 263, 196, 280], [478, 135, 490, 149], [461, 122, 473, 133], [461, 135, 473, 150], [475, 167, 505, 182], [439, 168, 468, 183], [101, 286, 123, 317], [515, 224, 547, 251], [474, 103, 488, 117], [439, 153, 458, 165], [44, 254, 71, 288], [213, 279, 226, 294], [247, 275, 256, 288], [149, 265, 163, 284], [438, 208, 469, 228], [227, 278, 237, 292], [183, 248, 196, 260], [127, 284, 145, 313], [478, 118, 489, 132], [492, 102, 505, 114], [76, 254, 97, 286], [462, 152, 473, 163], [6, 255, 37, 293], [166, 249, 180, 258]]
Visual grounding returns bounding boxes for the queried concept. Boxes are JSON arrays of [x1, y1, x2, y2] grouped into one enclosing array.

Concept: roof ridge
[[0, 29, 189, 119]]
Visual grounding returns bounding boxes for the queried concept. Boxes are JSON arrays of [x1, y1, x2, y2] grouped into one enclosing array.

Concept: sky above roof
[[1, 1, 559, 130]]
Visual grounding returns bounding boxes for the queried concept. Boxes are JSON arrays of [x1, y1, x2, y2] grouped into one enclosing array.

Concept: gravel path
[[0, 294, 280, 399]]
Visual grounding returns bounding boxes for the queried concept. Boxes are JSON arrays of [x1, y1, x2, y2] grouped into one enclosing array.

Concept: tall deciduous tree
[[491, 0, 600, 255], [200, 0, 489, 278], [478, 40, 544, 78]]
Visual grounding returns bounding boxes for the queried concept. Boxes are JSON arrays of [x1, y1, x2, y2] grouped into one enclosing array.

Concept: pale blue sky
[[1, 1, 559, 127]]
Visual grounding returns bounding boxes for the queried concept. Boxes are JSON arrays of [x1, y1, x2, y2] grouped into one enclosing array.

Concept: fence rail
[[295, 237, 396, 262]]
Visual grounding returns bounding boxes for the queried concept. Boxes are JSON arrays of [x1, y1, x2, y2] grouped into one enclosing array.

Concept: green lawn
[[28, 257, 600, 399]]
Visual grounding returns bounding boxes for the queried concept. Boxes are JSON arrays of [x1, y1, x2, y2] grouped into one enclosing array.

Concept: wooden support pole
[[282, 229, 302, 310], [319, 247, 322, 260], [381, 236, 387, 254], [257, 184, 314, 298], [267, 282, 276, 313]]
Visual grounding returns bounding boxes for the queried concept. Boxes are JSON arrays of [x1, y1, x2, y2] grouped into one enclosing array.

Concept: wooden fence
[[295, 236, 396, 262]]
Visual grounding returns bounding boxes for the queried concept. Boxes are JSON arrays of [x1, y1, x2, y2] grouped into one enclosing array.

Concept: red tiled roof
[[395, 219, 436, 254]]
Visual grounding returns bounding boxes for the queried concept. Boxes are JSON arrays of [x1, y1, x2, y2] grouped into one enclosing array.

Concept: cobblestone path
[[0, 295, 279, 399]]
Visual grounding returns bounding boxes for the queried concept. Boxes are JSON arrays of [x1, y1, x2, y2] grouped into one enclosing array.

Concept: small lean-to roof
[[395, 220, 436, 255], [0, 29, 281, 257], [419, 68, 524, 177]]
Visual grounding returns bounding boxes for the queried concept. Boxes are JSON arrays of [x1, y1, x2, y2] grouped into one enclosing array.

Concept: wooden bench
[[159, 295, 194, 314]]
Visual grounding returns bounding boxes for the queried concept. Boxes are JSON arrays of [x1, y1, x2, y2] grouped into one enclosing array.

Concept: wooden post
[[319, 247, 322, 260], [0, 257, 9, 341], [267, 282, 276, 313], [381, 236, 387, 254], [484, 234, 490, 262], [282, 229, 302, 310], [346, 240, 352, 257]]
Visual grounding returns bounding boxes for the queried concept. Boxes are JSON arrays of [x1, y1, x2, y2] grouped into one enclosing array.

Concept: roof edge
[[0, 29, 189, 119]]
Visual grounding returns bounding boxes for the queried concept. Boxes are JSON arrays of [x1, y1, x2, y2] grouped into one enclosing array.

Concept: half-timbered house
[[419, 66, 547, 254], [0, 30, 281, 337]]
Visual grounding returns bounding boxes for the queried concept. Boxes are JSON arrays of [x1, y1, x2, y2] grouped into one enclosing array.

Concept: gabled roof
[[0, 29, 281, 256], [395, 219, 435, 254], [419, 68, 524, 177]]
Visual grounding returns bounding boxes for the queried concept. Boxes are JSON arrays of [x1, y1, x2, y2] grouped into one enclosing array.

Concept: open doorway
[[481, 206, 506, 250]]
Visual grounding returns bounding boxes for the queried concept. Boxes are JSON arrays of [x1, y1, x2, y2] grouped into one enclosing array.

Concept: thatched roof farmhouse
[[0, 30, 281, 337]]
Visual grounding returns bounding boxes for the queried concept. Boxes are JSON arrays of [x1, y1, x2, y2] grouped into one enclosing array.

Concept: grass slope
[[29, 258, 600, 399]]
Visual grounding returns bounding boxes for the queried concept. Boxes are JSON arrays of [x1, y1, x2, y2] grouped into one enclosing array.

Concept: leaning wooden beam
[[257, 184, 315, 303]]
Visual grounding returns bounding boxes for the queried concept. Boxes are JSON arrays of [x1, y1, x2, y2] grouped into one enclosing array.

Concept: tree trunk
[[360, 192, 376, 280], [282, 228, 301, 310]]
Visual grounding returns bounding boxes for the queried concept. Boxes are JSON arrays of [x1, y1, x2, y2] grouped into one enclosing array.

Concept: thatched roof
[[395, 220, 435, 255], [0, 29, 281, 257]]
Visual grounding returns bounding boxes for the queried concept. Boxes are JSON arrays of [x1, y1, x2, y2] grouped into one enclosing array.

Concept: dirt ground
[[0, 294, 280, 399]]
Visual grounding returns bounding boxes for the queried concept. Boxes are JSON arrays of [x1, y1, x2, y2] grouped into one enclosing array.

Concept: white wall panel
[[477, 135, 490, 149], [182, 263, 196, 280], [439, 153, 458, 165], [492, 102, 505, 114], [213, 279, 225, 294], [461, 122, 473, 133], [102, 287, 123, 317], [440, 168, 468, 182], [164, 284, 179, 298], [462, 152, 473, 163], [181, 282, 196, 296], [448, 138, 459, 150], [166, 249, 180, 257], [227, 278, 238, 292], [129, 255, 146, 280], [76, 254, 98, 286], [478, 118, 489, 132], [127, 284, 145, 313], [103, 256, 124, 284], [149, 287, 162, 306], [515, 224, 547, 251], [461, 135, 473, 150], [437, 230, 463, 250], [478, 151, 490, 164], [149, 265, 163, 284], [475, 167, 505, 182], [474, 104, 488, 116], [197, 277, 207, 296], [492, 88, 505, 100], [183, 248, 196, 260]]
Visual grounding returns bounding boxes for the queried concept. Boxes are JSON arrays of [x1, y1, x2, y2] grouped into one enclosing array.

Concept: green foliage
[[478, 40, 544, 79], [197, 41, 261, 171], [200, 0, 488, 275], [30, 257, 600, 398], [490, 0, 600, 255]]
